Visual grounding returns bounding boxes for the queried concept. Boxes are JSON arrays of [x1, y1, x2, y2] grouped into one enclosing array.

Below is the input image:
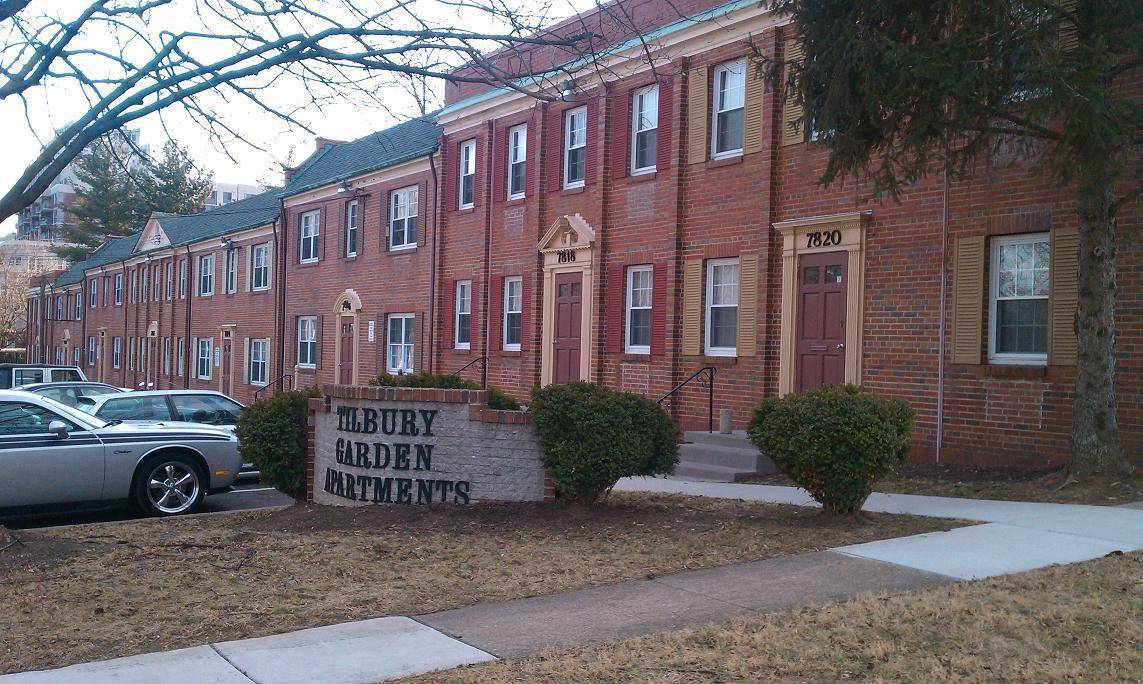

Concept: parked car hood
[[96, 420, 236, 439]]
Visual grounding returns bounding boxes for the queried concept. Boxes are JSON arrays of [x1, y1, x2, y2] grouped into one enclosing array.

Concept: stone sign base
[[307, 385, 552, 505]]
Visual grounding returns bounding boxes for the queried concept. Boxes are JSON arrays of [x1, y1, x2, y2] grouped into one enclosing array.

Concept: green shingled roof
[[147, 189, 282, 253], [281, 116, 441, 197], [52, 233, 138, 287]]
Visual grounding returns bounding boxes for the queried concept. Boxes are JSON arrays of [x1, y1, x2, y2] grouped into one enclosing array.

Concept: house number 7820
[[806, 230, 842, 248]]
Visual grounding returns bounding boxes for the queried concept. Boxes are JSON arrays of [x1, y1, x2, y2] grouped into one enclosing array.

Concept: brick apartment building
[[29, 0, 1140, 467]]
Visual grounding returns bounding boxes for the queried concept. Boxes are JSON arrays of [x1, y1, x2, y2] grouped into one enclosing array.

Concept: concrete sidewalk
[[616, 477, 1143, 579], [6, 481, 1141, 682]]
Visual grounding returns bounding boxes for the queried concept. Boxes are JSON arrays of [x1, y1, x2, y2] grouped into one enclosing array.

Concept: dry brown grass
[[416, 551, 1143, 683], [0, 493, 958, 675]]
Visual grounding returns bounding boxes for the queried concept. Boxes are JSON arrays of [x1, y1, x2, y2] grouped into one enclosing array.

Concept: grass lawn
[[744, 462, 1143, 506], [0, 493, 959, 675], [414, 551, 1143, 683]]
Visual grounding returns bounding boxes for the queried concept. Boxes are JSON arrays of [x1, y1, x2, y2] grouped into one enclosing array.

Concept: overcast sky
[[0, 0, 592, 238]]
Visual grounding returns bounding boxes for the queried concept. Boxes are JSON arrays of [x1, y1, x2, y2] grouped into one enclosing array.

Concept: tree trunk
[[1070, 154, 1128, 475]]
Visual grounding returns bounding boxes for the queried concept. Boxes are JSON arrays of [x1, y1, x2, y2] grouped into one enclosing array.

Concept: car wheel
[[134, 454, 205, 516]]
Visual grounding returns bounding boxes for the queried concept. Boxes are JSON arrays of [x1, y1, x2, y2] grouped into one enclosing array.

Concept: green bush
[[747, 384, 914, 515], [530, 381, 679, 503], [367, 372, 520, 410], [235, 386, 321, 499]]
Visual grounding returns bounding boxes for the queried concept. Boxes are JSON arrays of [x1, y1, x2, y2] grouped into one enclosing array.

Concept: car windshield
[[34, 393, 108, 429]]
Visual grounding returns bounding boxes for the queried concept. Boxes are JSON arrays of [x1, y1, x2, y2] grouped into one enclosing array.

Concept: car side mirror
[[47, 420, 68, 439]]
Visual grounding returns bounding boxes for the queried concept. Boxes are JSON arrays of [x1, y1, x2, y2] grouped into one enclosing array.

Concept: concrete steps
[[672, 430, 777, 482]]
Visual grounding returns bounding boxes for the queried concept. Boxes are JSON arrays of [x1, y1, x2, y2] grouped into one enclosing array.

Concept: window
[[176, 338, 184, 376], [165, 262, 172, 300], [97, 396, 173, 421], [711, 60, 745, 158], [626, 266, 653, 353], [196, 338, 213, 379], [129, 338, 136, 371], [162, 337, 170, 375], [299, 210, 320, 263], [198, 254, 214, 296], [249, 339, 269, 385], [454, 281, 471, 349], [251, 243, 270, 290], [178, 259, 187, 298], [387, 314, 414, 374], [114, 273, 123, 305], [152, 264, 161, 301], [140, 267, 148, 302], [564, 106, 587, 188], [631, 85, 659, 173], [112, 337, 121, 369], [87, 336, 96, 365], [14, 368, 44, 385], [55, 296, 62, 320], [990, 233, 1050, 364], [503, 277, 522, 351], [458, 140, 475, 209], [705, 258, 739, 356], [73, 347, 81, 366], [389, 186, 418, 250], [345, 200, 359, 257], [225, 249, 238, 293], [74, 293, 81, 320], [507, 125, 527, 199], [297, 316, 317, 367], [172, 394, 243, 426], [0, 402, 77, 436], [222, 191, 233, 204], [89, 279, 98, 308], [138, 337, 147, 372]]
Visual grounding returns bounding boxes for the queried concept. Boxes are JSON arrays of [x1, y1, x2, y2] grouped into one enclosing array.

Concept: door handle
[[836, 343, 845, 350]]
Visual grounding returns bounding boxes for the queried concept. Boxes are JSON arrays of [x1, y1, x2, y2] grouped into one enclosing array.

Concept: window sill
[[504, 197, 526, 207], [297, 261, 321, 268], [621, 352, 651, 362], [453, 346, 472, 353], [706, 155, 743, 169], [455, 207, 475, 215], [623, 171, 657, 184], [295, 365, 316, 375], [498, 349, 522, 357], [388, 245, 417, 255], [561, 185, 585, 195], [702, 355, 738, 366]]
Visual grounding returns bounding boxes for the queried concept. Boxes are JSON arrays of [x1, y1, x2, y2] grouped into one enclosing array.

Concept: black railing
[[657, 366, 717, 433], [253, 372, 294, 401], [451, 356, 488, 388]]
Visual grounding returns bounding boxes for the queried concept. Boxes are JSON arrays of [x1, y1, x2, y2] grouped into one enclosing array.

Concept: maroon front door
[[339, 316, 354, 385], [795, 251, 847, 392], [553, 272, 582, 384]]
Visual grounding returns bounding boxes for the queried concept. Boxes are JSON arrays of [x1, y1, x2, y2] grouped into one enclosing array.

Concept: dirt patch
[[414, 551, 1143, 682], [0, 529, 94, 574], [0, 493, 961, 675], [744, 462, 1143, 506]]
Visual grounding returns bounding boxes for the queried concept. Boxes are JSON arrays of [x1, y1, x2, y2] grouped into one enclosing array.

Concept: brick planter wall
[[307, 384, 550, 505]]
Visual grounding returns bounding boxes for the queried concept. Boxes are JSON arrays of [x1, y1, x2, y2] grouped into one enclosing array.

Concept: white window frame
[[630, 85, 659, 174], [197, 338, 213, 380], [563, 106, 587, 188], [178, 259, 187, 298], [165, 262, 173, 300], [705, 258, 739, 357], [128, 337, 136, 371], [112, 337, 121, 369], [162, 337, 170, 375], [198, 253, 214, 296], [625, 265, 653, 354], [55, 296, 62, 320], [114, 273, 123, 305], [87, 336, 96, 366], [503, 277, 522, 352], [454, 280, 471, 350], [250, 243, 271, 291], [74, 292, 82, 320], [225, 248, 238, 293], [297, 316, 317, 368], [389, 186, 418, 251], [345, 200, 359, 258], [140, 268, 148, 303], [507, 124, 527, 200], [249, 338, 269, 385], [130, 268, 138, 303], [386, 313, 415, 375], [458, 140, 476, 209], [89, 279, 98, 308], [299, 210, 320, 263], [988, 232, 1050, 365], [710, 59, 746, 159], [176, 338, 184, 376], [152, 264, 161, 300]]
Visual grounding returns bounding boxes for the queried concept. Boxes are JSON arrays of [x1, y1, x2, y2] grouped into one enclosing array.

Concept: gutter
[[273, 210, 285, 390], [427, 150, 440, 375], [184, 246, 192, 389]]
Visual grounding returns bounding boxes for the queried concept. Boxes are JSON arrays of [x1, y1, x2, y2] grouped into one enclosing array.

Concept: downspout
[[427, 150, 440, 375], [184, 246, 192, 389], [480, 123, 494, 388], [935, 167, 950, 464], [120, 262, 128, 383], [276, 203, 287, 390]]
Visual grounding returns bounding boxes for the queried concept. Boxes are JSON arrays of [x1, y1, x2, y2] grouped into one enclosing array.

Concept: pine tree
[[140, 141, 214, 216]]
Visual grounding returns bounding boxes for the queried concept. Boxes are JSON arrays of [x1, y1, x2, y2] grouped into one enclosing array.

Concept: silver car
[[0, 390, 241, 517]]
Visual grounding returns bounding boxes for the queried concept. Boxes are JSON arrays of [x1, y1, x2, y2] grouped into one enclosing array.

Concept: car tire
[[134, 453, 206, 517]]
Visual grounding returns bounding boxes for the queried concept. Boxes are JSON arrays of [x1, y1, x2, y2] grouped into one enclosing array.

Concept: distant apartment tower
[[16, 128, 149, 242], [205, 183, 265, 210]]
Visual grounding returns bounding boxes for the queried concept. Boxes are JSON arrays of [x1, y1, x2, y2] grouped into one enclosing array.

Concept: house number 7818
[[556, 249, 577, 263]]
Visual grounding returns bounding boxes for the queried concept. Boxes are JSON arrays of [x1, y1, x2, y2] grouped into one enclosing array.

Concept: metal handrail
[[657, 366, 717, 433], [451, 356, 488, 388], [253, 372, 294, 401]]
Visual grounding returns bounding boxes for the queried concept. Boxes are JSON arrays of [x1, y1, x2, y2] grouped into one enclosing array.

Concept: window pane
[[716, 109, 744, 153], [506, 312, 521, 346], [710, 307, 738, 348], [629, 308, 651, 347], [567, 148, 585, 183], [803, 266, 820, 284], [635, 130, 656, 169], [712, 264, 739, 305], [996, 299, 1048, 354]]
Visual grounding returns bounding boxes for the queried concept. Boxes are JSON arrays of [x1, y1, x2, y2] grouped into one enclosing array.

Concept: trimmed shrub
[[235, 386, 321, 499], [747, 384, 914, 514], [367, 372, 521, 410], [530, 381, 679, 503]]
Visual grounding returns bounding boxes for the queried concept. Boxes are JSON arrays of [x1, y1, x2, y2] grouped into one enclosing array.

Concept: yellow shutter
[[737, 254, 758, 356], [782, 40, 805, 147], [1049, 227, 1078, 365], [682, 259, 703, 355], [952, 235, 985, 364], [1058, 0, 1078, 52], [687, 66, 709, 165], [743, 57, 765, 155]]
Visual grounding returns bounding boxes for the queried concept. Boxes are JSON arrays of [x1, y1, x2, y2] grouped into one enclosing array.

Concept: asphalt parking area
[[2, 479, 294, 530]]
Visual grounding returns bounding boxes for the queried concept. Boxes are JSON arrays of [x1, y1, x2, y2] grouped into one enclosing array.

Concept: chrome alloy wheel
[[146, 462, 200, 514]]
